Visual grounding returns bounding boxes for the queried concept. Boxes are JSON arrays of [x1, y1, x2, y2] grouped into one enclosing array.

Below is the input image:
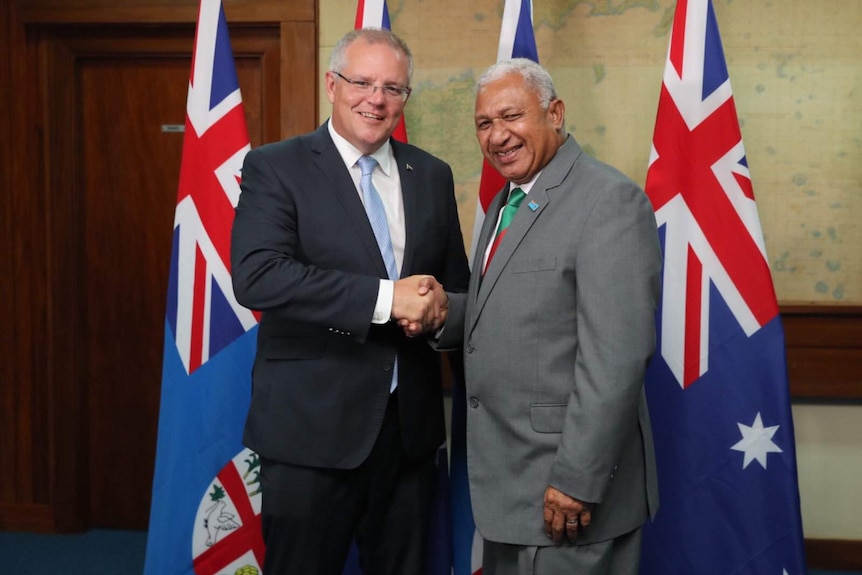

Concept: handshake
[[391, 275, 448, 338]]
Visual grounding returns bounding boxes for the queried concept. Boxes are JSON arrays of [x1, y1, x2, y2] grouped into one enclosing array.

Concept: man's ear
[[548, 98, 566, 131], [324, 71, 337, 104]]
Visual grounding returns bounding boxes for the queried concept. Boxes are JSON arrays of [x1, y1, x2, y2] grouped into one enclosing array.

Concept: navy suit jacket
[[231, 123, 470, 469]]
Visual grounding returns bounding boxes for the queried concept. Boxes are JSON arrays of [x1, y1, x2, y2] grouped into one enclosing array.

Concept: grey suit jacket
[[441, 136, 661, 546]]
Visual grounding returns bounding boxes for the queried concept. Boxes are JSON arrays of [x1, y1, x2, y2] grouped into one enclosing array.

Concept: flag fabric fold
[[144, 1, 262, 573], [454, 2, 538, 574], [639, 1, 807, 573]]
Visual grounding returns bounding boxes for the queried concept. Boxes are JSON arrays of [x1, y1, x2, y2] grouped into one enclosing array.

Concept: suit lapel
[[393, 141, 415, 278], [471, 186, 549, 332], [310, 125, 390, 279], [469, 137, 581, 335], [466, 188, 506, 319]]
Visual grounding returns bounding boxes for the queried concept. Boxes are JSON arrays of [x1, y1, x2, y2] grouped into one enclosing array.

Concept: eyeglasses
[[333, 71, 412, 103]]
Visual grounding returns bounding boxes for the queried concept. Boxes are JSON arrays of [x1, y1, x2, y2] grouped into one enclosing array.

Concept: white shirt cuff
[[372, 279, 394, 324]]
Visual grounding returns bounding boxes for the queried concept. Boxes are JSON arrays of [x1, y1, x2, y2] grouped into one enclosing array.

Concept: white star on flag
[[731, 412, 783, 469]]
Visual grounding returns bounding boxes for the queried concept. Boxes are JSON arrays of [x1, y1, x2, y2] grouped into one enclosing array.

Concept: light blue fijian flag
[[639, 1, 807, 573], [456, 1, 539, 574], [144, 1, 263, 574]]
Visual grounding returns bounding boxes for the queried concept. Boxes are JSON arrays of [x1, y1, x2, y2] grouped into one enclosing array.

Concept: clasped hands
[[391, 275, 448, 337]]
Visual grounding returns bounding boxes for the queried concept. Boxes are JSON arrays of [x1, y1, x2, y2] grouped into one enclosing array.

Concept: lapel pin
[[528, 200, 539, 211], [406, 163, 413, 171]]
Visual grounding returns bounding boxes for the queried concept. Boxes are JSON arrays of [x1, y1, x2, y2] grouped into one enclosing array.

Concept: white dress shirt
[[328, 120, 405, 324]]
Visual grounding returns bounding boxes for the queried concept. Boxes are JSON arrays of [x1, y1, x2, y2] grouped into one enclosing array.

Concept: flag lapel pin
[[528, 200, 539, 211]]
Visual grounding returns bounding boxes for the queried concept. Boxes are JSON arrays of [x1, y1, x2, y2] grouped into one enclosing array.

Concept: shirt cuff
[[372, 279, 394, 324]]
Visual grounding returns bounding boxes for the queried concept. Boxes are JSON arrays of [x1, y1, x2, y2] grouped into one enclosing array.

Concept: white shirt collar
[[512, 170, 542, 195], [327, 119, 394, 176]]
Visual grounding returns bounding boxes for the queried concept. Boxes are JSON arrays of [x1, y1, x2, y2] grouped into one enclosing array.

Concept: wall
[[794, 403, 862, 539]]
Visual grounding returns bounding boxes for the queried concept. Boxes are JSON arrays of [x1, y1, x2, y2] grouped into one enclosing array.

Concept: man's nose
[[489, 120, 510, 143], [367, 85, 387, 104]]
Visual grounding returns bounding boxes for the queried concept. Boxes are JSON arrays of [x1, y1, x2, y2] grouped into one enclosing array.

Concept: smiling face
[[474, 72, 565, 185], [325, 38, 410, 155]]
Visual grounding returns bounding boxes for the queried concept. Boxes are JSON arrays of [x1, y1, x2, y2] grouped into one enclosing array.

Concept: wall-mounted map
[[321, 0, 861, 303]]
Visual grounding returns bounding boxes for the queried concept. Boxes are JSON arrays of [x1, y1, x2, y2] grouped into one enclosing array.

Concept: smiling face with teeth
[[474, 72, 566, 186], [325, 37, 411, 156]]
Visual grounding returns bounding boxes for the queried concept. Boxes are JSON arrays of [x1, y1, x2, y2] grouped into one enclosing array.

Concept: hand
[[391, 275, 448, 336], [400, 276, 449, 337], [543, 486, 592, 544]]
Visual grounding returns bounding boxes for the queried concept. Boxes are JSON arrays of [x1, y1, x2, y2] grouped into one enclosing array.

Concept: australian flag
[[640, 1, 807, 573], [455, 2, 539, 574], [144, 1, 263, 574]]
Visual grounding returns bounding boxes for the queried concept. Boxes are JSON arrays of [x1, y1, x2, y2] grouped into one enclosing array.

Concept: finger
[[403, 321, 423, 337], [565, 515, 579, 540], [547, 512, 567, 544], [543, 507, 554, 539], [551, 519, 565, 544], [579, 510, 592, 527], [416, 276, 436, 296]]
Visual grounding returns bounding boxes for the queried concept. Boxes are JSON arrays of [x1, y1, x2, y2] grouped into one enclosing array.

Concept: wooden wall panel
[[280, 20, 318, 140], [1, 0, 56, 529], [41, 27, 91, 532], [805, 538, 862, 571], [1, 0, 20, 508], [782, 306, 862, 398]]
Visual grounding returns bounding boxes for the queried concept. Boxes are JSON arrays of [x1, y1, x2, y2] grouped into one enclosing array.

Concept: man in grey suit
[[434, 59, 662, 574], [231, 28, 468, 574]]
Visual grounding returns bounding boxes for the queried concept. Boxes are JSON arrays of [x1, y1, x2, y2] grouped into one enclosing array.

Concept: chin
[[499, 169, 522, 183]]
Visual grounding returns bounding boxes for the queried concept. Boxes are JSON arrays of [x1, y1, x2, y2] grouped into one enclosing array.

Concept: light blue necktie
[[358, 155, 399, 392], [358, 155, 399, 280]]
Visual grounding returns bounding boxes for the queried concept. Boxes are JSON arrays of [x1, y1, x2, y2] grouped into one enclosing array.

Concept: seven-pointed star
[[731, 412, 783, 469]]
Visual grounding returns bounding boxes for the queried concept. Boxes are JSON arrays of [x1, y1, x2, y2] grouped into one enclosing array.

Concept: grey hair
[[477, 58, 557, 109], [329, 28, 414, 82]]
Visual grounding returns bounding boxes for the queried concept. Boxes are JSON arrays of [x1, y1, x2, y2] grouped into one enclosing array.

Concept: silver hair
[[329, 28, 414, 81], [477, 58, 557, 109]]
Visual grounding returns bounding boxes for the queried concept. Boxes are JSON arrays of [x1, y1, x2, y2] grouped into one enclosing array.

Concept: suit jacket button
[[466, 344, 475, 353], [383, 361, 394, 372], [469, 397, 479, 408]]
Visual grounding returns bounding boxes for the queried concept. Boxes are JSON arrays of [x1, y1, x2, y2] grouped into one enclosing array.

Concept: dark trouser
[[259, 392, 436, 575]]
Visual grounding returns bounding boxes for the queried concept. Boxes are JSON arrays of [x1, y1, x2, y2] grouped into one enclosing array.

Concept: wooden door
[[46, 26, 281, 529]]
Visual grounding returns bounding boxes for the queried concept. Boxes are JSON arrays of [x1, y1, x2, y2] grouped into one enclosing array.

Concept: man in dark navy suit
[[231, 27, 469, 575]]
